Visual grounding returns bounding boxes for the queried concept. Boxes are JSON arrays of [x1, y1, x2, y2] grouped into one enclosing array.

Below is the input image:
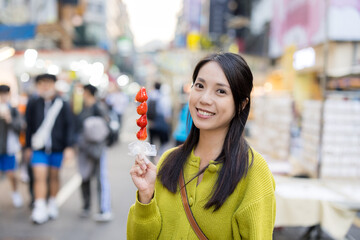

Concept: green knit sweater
[[127, 148, 276, 239]]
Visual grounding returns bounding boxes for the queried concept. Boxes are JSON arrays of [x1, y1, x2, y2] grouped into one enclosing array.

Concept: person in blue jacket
[[173, 102, 192, 146]]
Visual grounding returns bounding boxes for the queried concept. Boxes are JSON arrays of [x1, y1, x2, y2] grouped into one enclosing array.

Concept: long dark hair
[[158, 52, 254, 211]]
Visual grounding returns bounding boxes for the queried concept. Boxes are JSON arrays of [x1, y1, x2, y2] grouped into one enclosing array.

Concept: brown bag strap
[[179, 170, 208, 240]]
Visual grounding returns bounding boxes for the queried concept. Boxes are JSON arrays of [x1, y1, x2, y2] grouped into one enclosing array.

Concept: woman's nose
[[199, 91, 213, 105]]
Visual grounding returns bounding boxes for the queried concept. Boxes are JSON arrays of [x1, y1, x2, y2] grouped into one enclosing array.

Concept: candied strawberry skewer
[[128, 87, 156, 162], [137, 102, 147, 115], [136, 127, 147, 141], [136, 114, 147, 128], [135, 87, 148, 103], [135, 87, 148, 141]]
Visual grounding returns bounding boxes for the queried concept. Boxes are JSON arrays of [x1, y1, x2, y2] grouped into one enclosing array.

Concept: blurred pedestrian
[[25, 74, 75, 224], [0, 84, 23, 208], [23, 92, 40, 209], [172, 103, 191, 146], [105, 84, 129, 141], [128, 53, 276, 239], [17, 92, 30, 184], [147, 82, 172, 158], [173, 85, 192, 146], [75, 84, 113, 222]]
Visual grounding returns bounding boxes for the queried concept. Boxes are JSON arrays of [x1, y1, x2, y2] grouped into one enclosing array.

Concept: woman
[[128, 53, 276, 239]]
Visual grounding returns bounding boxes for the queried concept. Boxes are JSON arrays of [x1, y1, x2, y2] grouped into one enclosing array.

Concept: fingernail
[[144, 158, 150, 164]]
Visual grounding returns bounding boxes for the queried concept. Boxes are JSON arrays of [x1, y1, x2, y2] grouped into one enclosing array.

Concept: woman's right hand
[[130, 154, 157, 204]]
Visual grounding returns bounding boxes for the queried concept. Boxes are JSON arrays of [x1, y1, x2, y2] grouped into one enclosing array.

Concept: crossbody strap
[[179, 170, 208, 240], [31, 98, 63, 150]]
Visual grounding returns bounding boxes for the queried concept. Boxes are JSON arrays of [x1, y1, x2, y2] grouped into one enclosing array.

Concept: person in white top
[[0, 85, 23, 209], [105, 86, 129, 134], [147, 82, 172, 158]]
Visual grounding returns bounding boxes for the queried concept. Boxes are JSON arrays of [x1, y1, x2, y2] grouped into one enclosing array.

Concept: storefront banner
[[59, 0, 79, 4], [209, 0, 229, 37], [1, 0, 59, 25], [183, 0, 202, 32], [328, 0, 360, 41], [0, 0, 30, 24], [270, 0, 360, 57], [30, 0, 58, 24], [269, 0, 326, 57], [0, 24, 37, 41], [83, 0, 107, 24]]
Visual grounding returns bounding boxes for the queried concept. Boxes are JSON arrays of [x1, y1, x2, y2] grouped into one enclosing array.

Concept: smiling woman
[[189, 61, 236, 134], [127, 52, 276, 240], [122, 0, 182, 48]]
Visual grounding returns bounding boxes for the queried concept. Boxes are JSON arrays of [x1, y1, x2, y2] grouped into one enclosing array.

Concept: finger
[[136, 165, 144, 175], [130, 164, 144, 176], [147, 161, 157, 171], [135, 160, 147, 171], [135, 154, 144, 164], [143, 155, 151, 164], [136, 154, 151, 165], [135, 156, 147, 170]]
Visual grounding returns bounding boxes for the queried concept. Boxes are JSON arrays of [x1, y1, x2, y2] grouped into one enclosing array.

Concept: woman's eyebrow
[[216, 83, 230, 89], [196, 77, 230, 88], [196, 77, 205, 83]]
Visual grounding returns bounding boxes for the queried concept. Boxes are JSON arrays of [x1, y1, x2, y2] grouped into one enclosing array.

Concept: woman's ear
[[239, 98, 249, 113]]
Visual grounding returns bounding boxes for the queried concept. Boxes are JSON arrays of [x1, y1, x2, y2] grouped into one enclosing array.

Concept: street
[[0, 103, 140, 240], [0, 103, 359, 240]]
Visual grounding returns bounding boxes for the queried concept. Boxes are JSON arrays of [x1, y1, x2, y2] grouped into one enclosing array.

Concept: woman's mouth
[[196, 108, 215, 117]]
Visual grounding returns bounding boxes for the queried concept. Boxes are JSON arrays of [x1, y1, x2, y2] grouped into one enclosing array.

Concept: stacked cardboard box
[[300, 100, 322, 176], [251, 93, 293, 161], [321, 96, 360, 179]]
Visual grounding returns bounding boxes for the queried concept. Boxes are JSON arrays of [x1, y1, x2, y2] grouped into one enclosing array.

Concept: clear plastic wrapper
[[128, 141, 157, 164]]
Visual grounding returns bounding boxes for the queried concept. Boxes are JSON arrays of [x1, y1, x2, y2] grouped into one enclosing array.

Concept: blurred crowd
[[0, 72, 189, 225]]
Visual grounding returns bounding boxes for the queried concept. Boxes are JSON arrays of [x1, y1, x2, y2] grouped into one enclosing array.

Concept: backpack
[[92, 103, 119, 147], [106, 109, 120, 147], [83, 116, 109, 143], [81, 116, 109, 160], [147, 99, 157, 121]]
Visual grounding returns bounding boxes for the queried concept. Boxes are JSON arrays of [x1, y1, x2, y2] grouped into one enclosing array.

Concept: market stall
[[275, 175, 360, 239]]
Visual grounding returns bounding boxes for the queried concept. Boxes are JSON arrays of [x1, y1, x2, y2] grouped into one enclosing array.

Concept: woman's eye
[[194, 83, 204, 88], [217, 89, 226, 94]]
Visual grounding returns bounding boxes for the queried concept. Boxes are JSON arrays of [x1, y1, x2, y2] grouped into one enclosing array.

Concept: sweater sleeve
[[127, 190, 161, 240], [127, 148, 177, 239], [233, 192, 276, 240], [233, 150, 277, 240]]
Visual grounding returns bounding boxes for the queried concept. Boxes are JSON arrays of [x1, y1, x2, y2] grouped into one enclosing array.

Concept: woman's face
[[189, 61, 235, 133]]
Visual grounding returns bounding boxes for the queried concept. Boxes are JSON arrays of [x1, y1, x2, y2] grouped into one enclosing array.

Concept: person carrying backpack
[[105, 85, 128, 143], [75, 84, 113, 222], [147, 82, 172, 159]]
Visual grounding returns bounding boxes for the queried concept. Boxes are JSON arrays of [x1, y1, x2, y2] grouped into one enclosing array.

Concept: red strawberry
[[137, 102, 148, 115], [136, 127, 147, 141], [136, 115, 147, 128], [135, 87, 148, 102]]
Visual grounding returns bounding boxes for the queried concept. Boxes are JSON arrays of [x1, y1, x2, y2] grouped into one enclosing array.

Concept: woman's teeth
[[198, 109, 214, 116]]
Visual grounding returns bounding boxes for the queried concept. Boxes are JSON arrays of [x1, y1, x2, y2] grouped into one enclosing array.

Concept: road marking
[[56, 173, 82, 207]]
